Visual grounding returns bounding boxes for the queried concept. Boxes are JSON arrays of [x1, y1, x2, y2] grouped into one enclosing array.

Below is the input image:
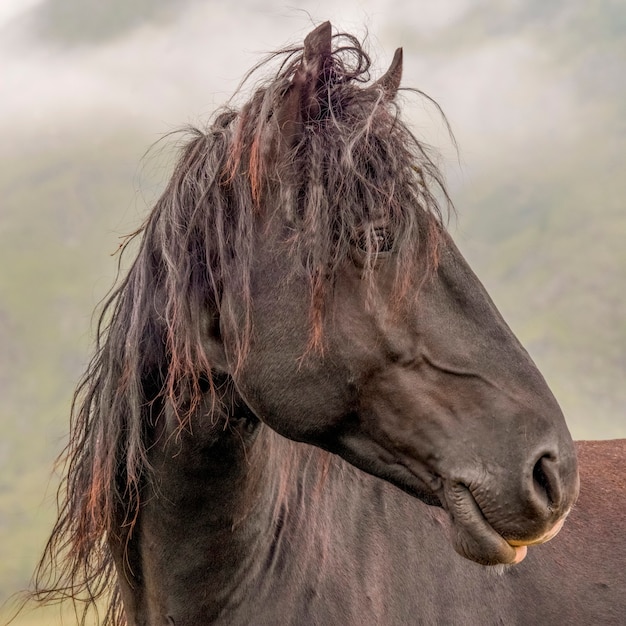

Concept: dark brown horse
[[32, 22, 625, 625]]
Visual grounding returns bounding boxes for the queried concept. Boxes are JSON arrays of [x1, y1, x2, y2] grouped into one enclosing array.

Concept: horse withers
[[32, 21, 624, 626]]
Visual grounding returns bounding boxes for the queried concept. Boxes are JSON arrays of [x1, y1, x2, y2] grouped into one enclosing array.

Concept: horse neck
[[118, 385, 309, 623]]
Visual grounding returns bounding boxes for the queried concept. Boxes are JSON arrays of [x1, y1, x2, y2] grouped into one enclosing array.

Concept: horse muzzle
[[438, 454, 578, 566]]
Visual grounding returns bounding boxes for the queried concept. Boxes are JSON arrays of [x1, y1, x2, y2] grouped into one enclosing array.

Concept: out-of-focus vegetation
[[457, 130, 626, 438], [0, 129, 165, 620], [1, 0, 624, 622]]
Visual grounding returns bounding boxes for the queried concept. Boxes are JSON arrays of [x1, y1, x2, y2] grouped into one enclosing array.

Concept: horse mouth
[[439, 482, 563, 566]]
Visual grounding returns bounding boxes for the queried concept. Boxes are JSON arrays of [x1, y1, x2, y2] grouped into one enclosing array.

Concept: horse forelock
[[147, 31, 451, 394], [226, 31, 451, 344]]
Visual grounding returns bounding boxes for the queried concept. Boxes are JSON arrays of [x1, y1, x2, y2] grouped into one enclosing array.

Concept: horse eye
[[373, 228, 394, 253], [354, 228, 394, 254]]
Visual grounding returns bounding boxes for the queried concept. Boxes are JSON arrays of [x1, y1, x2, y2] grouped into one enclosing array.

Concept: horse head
[[200, 22, 580, 566]]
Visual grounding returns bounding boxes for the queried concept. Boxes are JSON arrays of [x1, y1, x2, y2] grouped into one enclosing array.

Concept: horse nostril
[[532, 454, 562, 513]]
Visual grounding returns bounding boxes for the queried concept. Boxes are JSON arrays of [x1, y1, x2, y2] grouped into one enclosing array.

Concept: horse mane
[[30, 28, 452, 625]]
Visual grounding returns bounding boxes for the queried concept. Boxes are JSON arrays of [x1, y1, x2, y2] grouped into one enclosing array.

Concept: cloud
[[0, 0, 622, 176]]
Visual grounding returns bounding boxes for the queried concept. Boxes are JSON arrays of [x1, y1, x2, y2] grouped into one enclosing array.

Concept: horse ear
[[371, 47, 403, 100], [276, 21, 333, 148]]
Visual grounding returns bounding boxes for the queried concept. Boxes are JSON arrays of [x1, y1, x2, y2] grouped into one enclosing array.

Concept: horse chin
[[439, 483, 531, 566]]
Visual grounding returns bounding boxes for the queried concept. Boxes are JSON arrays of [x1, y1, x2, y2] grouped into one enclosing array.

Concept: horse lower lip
[[508, 516, 567, 547], [442, 483, 525, 566]]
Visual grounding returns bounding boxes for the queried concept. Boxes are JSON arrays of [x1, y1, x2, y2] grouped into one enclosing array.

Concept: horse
[[31, 21, 625, 625]]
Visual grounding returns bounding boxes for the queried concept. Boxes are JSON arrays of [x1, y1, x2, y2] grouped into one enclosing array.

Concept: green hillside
[[456, 128, 626, 439], [0, 129, 163, 614]]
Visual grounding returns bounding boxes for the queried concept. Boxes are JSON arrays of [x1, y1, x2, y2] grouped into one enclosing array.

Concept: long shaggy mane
[[31, 28, 452, 625]]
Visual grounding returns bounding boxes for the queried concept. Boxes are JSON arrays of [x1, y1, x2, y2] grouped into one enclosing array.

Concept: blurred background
[[1, 0, 624, 622]]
